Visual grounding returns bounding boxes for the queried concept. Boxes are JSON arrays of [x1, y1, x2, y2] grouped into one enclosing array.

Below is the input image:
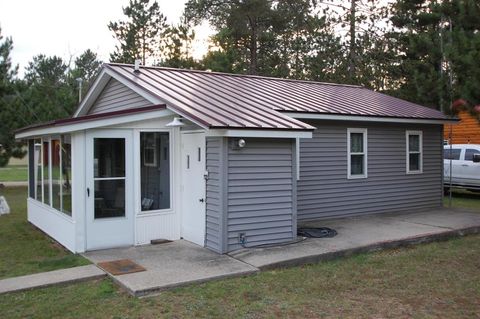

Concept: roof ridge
[[105, 63, 363, 88]]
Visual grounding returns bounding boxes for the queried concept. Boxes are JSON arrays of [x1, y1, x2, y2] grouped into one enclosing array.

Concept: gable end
[[87, 78, 153, 115]]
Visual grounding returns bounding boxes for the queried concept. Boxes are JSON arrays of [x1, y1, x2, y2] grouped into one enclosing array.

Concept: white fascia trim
[[282, 112, 457, 125], [205, 129, 313, 139], [16, 109, 174, 139]]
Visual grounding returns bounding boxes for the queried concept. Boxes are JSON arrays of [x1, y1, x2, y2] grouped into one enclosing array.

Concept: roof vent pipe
[[134, 59, 141, 72]]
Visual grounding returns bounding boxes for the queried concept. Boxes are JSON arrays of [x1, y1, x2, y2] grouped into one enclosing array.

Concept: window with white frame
[[140, 132, 171, 211], [406, 131, 423, 174], [29, 135, 72, 216], [347, 128, 367, 179]]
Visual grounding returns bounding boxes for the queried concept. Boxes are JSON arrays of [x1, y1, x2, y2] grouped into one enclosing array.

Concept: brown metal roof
[[105, 63, 448, 130]]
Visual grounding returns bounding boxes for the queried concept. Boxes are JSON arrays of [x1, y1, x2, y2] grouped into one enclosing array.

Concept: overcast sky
[[0, 0, 212, 77]]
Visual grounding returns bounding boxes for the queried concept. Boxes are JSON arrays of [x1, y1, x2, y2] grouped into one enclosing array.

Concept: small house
[[16, 63, 454, 253]]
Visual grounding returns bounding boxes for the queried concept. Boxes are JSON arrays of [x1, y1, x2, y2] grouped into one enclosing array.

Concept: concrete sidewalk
[[0, 265, 105, 295], [84, 240, 258, 297], [230, 207, 480, 269]]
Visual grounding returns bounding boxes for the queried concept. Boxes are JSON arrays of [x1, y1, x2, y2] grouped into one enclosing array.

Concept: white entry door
[[181, 132, 206, 246], [86, 130, 134, 250]]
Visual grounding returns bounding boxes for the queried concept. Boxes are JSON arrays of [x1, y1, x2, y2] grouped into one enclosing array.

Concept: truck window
[[444, 148, 461, 160], [465, 149, 480, 161]]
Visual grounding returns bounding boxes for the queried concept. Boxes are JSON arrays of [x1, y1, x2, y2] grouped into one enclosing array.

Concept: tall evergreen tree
[[186, 0, 277, 75], [69, 49, 103, 98], [23, 55, 76, 121], [161, 18, 199, 69], [0, 27, 24, 166], [388, 0, 480, 112], [108, 0, 168, 64]]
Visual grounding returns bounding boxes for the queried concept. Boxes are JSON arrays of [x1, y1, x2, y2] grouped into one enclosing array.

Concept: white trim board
[[205, 129, 313, 139], [16, 109, 174, 139], [282, 112, 458, 125]]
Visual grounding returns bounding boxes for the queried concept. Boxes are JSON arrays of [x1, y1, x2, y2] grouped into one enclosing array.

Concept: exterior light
[[237, 139, 246, 148], [166, 117, 185, 127]]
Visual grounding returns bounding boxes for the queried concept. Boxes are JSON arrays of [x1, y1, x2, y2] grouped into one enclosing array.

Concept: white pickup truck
[[444, 144, 480, 192]]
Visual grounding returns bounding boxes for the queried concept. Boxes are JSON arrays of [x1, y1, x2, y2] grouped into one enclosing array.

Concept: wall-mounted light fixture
[[237, 138, 246, 148], [166, 117, 185, 127]]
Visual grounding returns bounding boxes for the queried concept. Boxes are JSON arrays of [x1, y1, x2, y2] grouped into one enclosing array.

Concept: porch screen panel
[[61, 135, 72, 215], [93, 138, 126, 218], [33, 139, 43, 202], [140, 132, 170, 211], [42, 140, 50, 205], [51, 139, 61, 211]]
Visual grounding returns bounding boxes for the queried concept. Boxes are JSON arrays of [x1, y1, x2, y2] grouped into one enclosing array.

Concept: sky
[[0, 0, 213, 77]]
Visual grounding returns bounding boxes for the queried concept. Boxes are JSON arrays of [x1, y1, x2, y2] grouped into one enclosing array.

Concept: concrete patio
[[84, 207, 480, 297], [230, 207, 480, 269], [84, 240, 258, 297]]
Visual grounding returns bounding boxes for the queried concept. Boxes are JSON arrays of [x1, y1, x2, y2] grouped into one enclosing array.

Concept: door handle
[[461, 164, 469, 167], [87, 188, 90, 197], [199, 198, 204, 203]]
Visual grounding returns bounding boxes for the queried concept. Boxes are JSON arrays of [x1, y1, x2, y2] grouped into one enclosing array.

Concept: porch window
[[140, 132, 170, 211], [34, 139, 42, 202], [61, 135, 72, 214], [347, 128, 367, 179], [51, 139, 61, 210], [29, 136, 72, 216], [42, 140, 50, 205], [406, 131, 423, 174]]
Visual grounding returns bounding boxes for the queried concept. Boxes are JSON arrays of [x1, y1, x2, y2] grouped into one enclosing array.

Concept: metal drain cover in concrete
[[98, 259, 146, 276]]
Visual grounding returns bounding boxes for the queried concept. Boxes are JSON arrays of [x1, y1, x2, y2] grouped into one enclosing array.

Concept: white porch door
[[181, 132, 206, 246], [86, 130, 134, 250]]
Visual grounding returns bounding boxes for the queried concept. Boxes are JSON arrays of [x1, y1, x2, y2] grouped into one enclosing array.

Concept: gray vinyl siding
[[297, 120, 443, 221], [88, 78, 152, 114], [205, 137, 225, 253], [226, 138, 295, 252]]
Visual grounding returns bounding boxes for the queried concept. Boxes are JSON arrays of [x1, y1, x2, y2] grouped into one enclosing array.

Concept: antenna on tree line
[[75, 78, 83, 103]]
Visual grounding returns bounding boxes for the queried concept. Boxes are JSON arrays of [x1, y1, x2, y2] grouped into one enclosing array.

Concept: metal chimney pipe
[[134, 59, 141, 72]]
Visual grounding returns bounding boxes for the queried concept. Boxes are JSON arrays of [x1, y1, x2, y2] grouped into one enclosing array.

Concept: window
[[140, 132, 170, 211], [143, 132, 157, 167], [51, 139, 61, 211], [29, 135, 72, 216], [42, 140, 50, 205], [347, 128, 367, 179], [34, 139, 42, 202], [444, 148, 461, 160], [61, 135, 72, 215], [465, 149, 480, 161], [406, 131, 423, 174]]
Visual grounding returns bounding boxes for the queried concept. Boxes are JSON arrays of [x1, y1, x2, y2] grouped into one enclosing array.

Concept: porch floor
[[229, 207, 480, 269], [83, 240, 258, 297]]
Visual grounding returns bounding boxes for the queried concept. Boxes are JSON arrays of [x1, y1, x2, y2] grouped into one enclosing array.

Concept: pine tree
[[108, 0, 168, 65], [0, 27, 24, 166]]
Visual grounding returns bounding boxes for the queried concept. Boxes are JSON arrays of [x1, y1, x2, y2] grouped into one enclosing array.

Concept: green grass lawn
[[443, 189, 480, 210], [0, 234, 479, 318], [0, 187, 89, 279], [0, 187, 478, 318], [0, 165, 28, 182]]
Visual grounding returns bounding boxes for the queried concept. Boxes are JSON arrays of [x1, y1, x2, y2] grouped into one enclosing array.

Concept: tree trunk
[[348, 0, 356, 81], [248, 15, 258, 75]]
